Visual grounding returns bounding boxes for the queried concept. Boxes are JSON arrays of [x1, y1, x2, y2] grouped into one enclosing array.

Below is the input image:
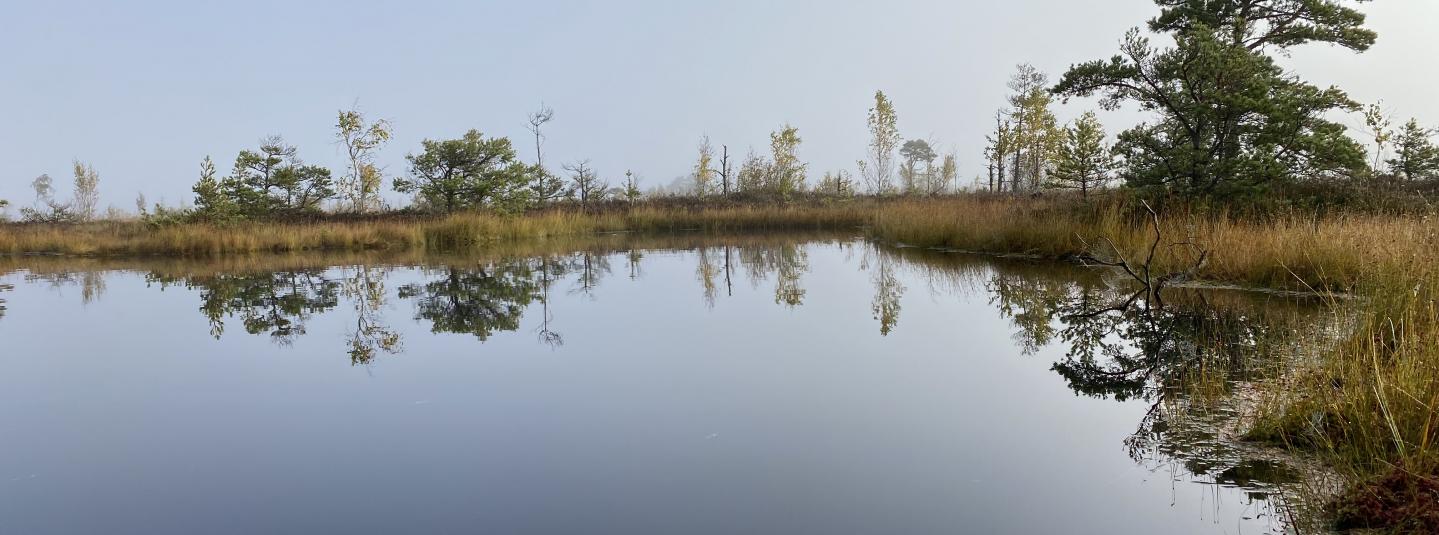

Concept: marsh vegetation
[[5, 0, 1439, 531]]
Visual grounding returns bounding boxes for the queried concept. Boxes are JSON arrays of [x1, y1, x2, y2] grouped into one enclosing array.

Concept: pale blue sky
[[2, 0, 1436, 211]]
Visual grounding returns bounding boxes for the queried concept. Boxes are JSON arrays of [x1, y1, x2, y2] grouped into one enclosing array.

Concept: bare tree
[[718, 145, 731, 195], [564, 160, 606, 209], [1075, 201, 1210, 309], [526, 103, 562, 206], [527, 102, 555, 169], [985, 110, 1012, 192]]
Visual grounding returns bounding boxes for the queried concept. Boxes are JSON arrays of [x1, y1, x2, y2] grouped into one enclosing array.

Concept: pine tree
[[193, 155, 236, 221], [1049, 112, 1115, 197], [1387, 119, 1439, 183]]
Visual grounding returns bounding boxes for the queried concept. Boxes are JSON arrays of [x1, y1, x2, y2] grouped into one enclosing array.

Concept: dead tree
[[1074, 201, 1209, 309], [719, 145, 731, 195]]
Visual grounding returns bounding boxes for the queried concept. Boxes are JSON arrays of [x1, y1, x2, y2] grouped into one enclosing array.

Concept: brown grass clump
[[1331, 466, 1439, 533]]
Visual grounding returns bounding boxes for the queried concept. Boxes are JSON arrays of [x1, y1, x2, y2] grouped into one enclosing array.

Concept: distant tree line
[[7, 0, 1436, 224]]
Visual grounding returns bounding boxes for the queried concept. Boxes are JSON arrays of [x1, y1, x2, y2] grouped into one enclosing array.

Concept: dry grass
[[870, 195, 1438, 292], [0, 204, 872, 257], [868, 194, 1439, 530]]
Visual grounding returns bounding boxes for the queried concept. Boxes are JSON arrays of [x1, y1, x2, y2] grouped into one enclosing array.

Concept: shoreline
[[4, 194, 1437, 530]]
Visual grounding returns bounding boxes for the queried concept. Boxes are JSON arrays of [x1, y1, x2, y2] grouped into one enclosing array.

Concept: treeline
[[5, 0, 1438, 226], [1038, 0, 1439, 202]]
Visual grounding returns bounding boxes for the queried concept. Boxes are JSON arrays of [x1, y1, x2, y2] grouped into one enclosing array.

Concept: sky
[[2, 0, 1437, 212]]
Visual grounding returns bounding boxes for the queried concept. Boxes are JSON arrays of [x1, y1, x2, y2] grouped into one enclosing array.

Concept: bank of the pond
[[3, 195, 1436, 530], [0, 204, 872, 257], [867, 197, 1439, 533]]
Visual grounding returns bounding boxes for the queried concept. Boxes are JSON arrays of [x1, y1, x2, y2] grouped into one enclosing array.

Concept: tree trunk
[[720, 145, 730, 195]]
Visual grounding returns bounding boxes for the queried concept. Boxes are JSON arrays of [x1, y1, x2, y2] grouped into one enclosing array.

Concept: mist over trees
[[17, 163, 100, 223]]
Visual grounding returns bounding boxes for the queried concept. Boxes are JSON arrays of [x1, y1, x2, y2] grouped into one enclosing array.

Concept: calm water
[[0, 234, 1332, 534]]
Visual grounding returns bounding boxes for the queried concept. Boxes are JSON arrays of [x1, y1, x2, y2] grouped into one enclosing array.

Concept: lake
[[0, 233, 1334, 534]]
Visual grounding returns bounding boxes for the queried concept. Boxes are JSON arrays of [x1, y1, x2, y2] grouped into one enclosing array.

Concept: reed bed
[[0, 204, 872, 257], [870, 196, 1438, 292]]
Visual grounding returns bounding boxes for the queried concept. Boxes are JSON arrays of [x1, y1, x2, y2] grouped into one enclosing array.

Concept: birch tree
[[336, 108, 393, 213], [768, 125, 805, 196], [71, 160, 100, 221], [693, 136, 716, 197], [858, 91, 900, 194]]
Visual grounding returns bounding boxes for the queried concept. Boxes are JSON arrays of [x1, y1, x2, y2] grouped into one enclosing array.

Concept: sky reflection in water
[[0, 235, 1333, 535]]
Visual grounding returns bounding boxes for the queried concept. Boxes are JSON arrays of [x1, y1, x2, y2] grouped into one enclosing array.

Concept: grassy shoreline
[[0, 203, 871, 257], [869, 196, 1439, 531], [4, 195, 1436, 530]]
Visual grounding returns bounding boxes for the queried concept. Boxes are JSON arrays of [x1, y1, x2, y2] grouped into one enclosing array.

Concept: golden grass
[[0, 204, 872, 257], [870, 195, 1438, 292], [867, 194, 1439, 530]]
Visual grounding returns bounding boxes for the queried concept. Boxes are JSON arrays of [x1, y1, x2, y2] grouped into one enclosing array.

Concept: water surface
[[0, 234, 1331, 534]]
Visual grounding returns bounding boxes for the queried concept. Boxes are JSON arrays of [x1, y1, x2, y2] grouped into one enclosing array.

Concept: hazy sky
[[3, 0, 1436, 211]]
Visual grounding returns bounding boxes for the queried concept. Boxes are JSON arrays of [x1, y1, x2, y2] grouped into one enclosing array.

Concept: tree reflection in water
[[735, 244, 810, 308], [535, 255, 579, 347], [878, 243, 1337, 508], [399, 263, 542, 341], [21, 270, 108, 305], [1, 239, 1339, 511], [867, 251, 904, 336], [188, 270, 340, 344], [0, 282, 11, 320], [341, 266, 402, 364], [146, 267, 394, 364], [569, 252, 610, 298]]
